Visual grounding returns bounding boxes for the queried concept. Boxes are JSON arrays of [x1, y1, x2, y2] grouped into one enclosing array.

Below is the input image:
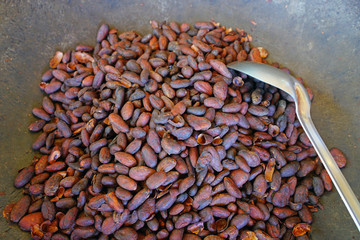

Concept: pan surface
[[0, 0, 359, 239]]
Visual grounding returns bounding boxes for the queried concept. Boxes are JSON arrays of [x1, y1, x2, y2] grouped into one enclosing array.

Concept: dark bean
[[330, 147, 347, 168], [280, 162, 300, 177], [10, 195, 31, 223]]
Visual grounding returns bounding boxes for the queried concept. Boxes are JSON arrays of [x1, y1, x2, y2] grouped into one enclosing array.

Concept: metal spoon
[[228, 61, 360, 231]]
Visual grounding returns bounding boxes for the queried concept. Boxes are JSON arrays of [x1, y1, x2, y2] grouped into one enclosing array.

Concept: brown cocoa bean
[[10, 195, 31, 223], [121, 101, 134, 121], [330, 147, 347, 168], [116, 175, 137, 191], [210, 193, 236, 206], [230, 214, 250, 230], [55, 197, 77, 209], [128, 188, 152, 211], [115, 152, 137, 167], [28, 120, 46, 132], [186, 115, 211, 131], [175, 213, 193, 229], [213, 81, 228, 101], [44, 173, 62, 196], [230, 169, 249, 188], [105, 191, 124, 213], [114, 227, 138, 240], [214, 112, 239, 126], [194, 81, 213, 95], [137, 198, 156, 221], [224, 177, 242, 198], [320, 169, 333, 191], [157, 157, 177, 172], [204, 97, 224, 109], [156, 191, 178, 211], [109, 113, 130, 133], [239, 150, 261, 168], [179, 176, 196, 194], [272, 183, 291, 207], [101, 216, 118, 235], [18, 212, 44, 231], [161, 138, 182, 155], [146, 171, 168, 189], [253, 174, 267, 197], [129, 166, 156, 181], [209, 59, 232, 78], [14, 166, 35, 188], [292, 223, 311, 237]]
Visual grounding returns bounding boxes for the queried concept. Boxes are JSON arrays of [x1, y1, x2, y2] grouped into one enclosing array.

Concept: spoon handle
[[299, 115, 360, 231]]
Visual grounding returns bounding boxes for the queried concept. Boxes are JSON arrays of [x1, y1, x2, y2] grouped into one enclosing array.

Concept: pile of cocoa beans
[[5, 20, 348, 240]]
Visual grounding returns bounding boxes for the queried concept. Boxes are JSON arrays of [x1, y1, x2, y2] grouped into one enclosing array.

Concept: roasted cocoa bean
[[10, 195, 31, 223], [18, 212, 44, 231], [330, 147, 347, 168], [146, 171, 168, 189], [115, 152, 137, 167], [14, 166, 35, 188]]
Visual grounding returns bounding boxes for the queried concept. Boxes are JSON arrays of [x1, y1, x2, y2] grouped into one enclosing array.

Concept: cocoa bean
[[116, 175, 137, 191], [10, 195, 31, 223], [146, 171, 168, 189], [18, 212, 44, 231], [129, 166, 156, 181], [14, 166, 35, 188], [186, 115, 211, 131], [115, 152, 137, 167], [330, 147, 347, 168]]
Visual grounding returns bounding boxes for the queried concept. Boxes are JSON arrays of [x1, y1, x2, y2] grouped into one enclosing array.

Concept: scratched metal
[[0, 0, 359, 239]]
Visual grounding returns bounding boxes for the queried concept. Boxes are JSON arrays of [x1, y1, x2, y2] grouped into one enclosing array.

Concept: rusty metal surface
[[0, 0, 359, 239]]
